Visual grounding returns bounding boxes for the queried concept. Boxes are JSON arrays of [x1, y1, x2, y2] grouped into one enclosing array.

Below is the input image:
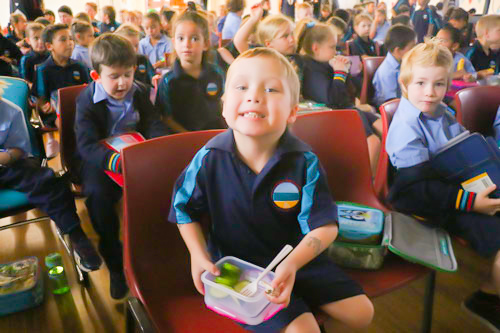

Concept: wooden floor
[[0, 156, 494, 332]]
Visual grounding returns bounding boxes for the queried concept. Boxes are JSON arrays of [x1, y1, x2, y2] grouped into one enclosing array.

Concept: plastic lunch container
[[201, 256, 284, 326], [336, 202, 384, 245]]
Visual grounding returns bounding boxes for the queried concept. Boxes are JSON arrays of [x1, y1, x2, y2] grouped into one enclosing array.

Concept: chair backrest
[[345, 40, 353, 56], [374, 99, 400, 202], [360, 56, 385, 104], [57, 84, 87, 177], [0, 76, 41, 157], [292, 110, 386, 212], [454, 86, 500, 136]]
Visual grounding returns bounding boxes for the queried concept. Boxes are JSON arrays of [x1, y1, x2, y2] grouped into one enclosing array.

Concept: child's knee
[[281, 312, 321, 333], [321, 295, 374, 329], [353, 296, 374, 328]]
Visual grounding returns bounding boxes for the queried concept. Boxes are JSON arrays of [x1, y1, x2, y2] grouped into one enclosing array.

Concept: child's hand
[[153, 60, 166, 69], [463, 73, 475, 82], [472, 185, 500, 216], [190, 253, 220, 295], [250, 4, 264, 20], [266, 261, 297, 307], [329, 55, 350, 73]]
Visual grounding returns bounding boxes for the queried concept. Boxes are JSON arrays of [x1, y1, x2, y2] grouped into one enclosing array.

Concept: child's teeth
[[245, 112, 259, 118]]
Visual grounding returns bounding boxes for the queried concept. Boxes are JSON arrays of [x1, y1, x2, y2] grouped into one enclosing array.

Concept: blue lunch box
[[336, 202, 384, 245]]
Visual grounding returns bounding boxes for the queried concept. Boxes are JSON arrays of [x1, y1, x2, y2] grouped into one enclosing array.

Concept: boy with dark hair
[[449, 8, 474, 50], [392, 13, 412, 26], [397, 4, 411, 17], [20, 22, 49, 84], [58, 5, 74, 25], [75, 33, 167, 299], [44, 10, 55, 24], [373, 24, 416, 107], [436, 24, 476, 81], [222, 0, 245, 39], [466, 14, 500, 78], [100, 6, 120, 33]]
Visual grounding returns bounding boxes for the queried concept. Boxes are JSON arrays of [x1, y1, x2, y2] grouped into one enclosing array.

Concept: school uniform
[[373, 21, 391, 44], [453, 52, 476, 74], [348, 36, 378, 56], [71, 44, 92, 70], [135, 54, 155, 87], [280, 0, 296, 19], [138, 34, 172, 66], [411, 6, 437, 43], [492, 106, 500, 142], [75, 80, 167, 272], [392, 0, 410, 14], [221, 11, 241, 40], [373, 52, 401, 107], [99, 21, 120, 34], [0, 34, 22, 76], [156, 58, 226, 131], [466, 40, 500, 74], [0, 98, 81, 234], [168, 129, 364, 331], [19, 50, 49, 83], [386, 97, 500, 257]]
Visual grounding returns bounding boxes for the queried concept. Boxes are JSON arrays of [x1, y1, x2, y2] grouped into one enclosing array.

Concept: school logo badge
[[423, 14, 428, 19], [206, 82, 218, 96], [73, 70, 81, 81], [138, 64, 146, 73], [272, 181, 300, 210]]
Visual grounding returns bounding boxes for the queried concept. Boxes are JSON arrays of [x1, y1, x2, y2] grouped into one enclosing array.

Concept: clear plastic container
[[201, 256, 284, 325]]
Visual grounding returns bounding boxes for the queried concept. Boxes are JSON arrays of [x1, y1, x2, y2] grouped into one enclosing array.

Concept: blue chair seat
[[0, 189, 30, 211]]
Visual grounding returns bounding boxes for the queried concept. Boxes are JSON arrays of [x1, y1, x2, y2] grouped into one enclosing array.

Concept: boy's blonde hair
[[399, 41, 453, 98], [226, 48, 300, 106], [26, 22, 44, 38], [296, 20, 335, 56], [75, 12, 91, 23], [353, 13, 372, 26], [115, 23, 141, 38], [475, 14, 500, 39], [257, 14, 294, 45]]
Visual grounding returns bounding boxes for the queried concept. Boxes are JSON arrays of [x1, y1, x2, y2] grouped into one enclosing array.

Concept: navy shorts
[[445, 211, 500, 257], [239, 256, 364, 332]]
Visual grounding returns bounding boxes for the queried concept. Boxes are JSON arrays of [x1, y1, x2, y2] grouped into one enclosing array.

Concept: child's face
[[59, 12, 73, 25], [45, 14, 55, 24], [365, 3, 375, 14], [160, 16, 171, 33], [126, 14, 139, 26], [449, 19, 466, 30], [173, 21, 208, 66], [486, 26, 500, 45], [47, 29, 73, 59], [355, 20, 371, 38], [295, 8, 313, 22], [103, 14, 111, 24], [15, 18, 27, 33], [27, 30, 45, 53], [313, 35, 337, 62], [85, 5, 96, 19], [436, 30, 458, 52], [407, 65, 449, 115], [267, 24, 295, 56], [77, 29, 95, 47], [223, 56, 297, 140], [144, 18, 162, 39], [95, 65, 135, 100], [321, 10, 331, 18]]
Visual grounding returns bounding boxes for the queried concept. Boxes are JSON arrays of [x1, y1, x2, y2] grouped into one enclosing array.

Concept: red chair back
[[122, 130, 246, 332], [360, 56, 385, 104], [454, 86, 500, 136], [345, 40, 353, 55], [57, 84, 87, 179], [374, 99, 400, 202]]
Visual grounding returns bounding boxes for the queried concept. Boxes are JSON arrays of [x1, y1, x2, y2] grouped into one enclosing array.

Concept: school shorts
[[356, 109, 380, 137], [239, 255, 365, 332], [445, 211, 500, 257]]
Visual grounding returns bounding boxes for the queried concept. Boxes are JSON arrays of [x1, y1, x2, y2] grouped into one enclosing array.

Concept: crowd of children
[[1, 0, 500, 331]]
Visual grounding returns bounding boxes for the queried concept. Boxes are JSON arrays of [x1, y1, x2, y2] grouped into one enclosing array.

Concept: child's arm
[[472, 185, 500, 216], [177, 222, 220, 295], [233, 4, 262, 54], [267, 223, 338, 306], [217, 47, 235, 66], [135, 83, 168, 138], [155, 73, 189, 133]]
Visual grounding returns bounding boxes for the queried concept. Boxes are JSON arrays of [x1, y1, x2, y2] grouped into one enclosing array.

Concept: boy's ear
[[311, 42, 319, 54], [45, 42, 52, 51], [264, 40, 272, 47], [90, 70, 100, 81], [287, 104, 299, 124]]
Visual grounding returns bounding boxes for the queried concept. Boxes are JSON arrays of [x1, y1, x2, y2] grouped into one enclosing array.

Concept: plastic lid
[[45, 252, 63, 268]]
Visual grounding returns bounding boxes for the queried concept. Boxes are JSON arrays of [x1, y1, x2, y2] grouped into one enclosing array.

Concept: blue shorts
[[239, 256, 364, 332]]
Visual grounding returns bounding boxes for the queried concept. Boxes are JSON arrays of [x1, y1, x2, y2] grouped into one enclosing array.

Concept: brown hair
[[26, 22, 45, 38], [296, 20, 335, 56], [71, 20, 93, 39], [90, 33, 137, 73], [173, 9, 210, 45], [102, 6, 116, 23]]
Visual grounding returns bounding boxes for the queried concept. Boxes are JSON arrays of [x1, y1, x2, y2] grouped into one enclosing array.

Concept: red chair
[[292, 110, 434, 332], [454, 86, 500, 136], [359, 56, 385, 104], [374, 99, 400, 203]]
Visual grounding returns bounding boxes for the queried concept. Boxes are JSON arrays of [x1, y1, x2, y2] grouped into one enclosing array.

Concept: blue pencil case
[[0, 257, 44, 316]]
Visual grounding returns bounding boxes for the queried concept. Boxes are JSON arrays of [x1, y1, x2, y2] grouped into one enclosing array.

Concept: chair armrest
[[126, 297, 155, 333]]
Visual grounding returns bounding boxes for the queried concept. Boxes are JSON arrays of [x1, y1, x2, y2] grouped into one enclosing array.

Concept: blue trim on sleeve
[[20, 55, 28, 79], [157, 72, 174, 117], [297, 151, 321, 234], [36, 65, 46, 98], [173, 146, 210, 223]]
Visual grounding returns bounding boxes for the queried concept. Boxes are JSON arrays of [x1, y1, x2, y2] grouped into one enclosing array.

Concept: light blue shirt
[[138, 34, 173, 66], [453, 52, 476, 74], [0, 98, 32, 156], [493, 106, 500, 142], [71, 44, 92, 70], [93, 82, 139, 136], [373, 21, 391, 44], [221, 12, 241, 40], [386, 97, 465, 168], [373, 52, 401, 107]]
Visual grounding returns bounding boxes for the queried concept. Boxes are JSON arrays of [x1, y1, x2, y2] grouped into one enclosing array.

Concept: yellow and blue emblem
[[272, 181, 300, 209], [73, 70, 81, 81], [206, 82, 218, 96], [138, 64, 146, 73]]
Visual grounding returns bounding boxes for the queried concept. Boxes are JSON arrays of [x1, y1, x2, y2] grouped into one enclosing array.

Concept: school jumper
[[19, 50, 49, 83], [99, 21, 120, 34], [169, 129, 364, 331], [348, 36, 378, 56]]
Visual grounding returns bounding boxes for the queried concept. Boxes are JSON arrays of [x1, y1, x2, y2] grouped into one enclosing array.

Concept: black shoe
[[71, 233, 102, 272], [462, 291, 500, 332], [110, 271, 129, 300]]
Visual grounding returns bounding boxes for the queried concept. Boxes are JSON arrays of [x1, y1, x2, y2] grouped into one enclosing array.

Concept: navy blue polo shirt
[[466, 40, 500, 74], [156, 58, 226, 131], [20, 51, 49, 83], [33, 55, 90, 102], [411, 7, 436, 43], [135, 54, 155, 87], [0, 34, 22, 76], [168, 129, 338, 267], [349, 37, 378, 57]]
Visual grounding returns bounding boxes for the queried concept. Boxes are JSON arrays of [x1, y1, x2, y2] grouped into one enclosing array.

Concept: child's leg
[[367, 134, 381, 176], [281, 313, 321, 333], [481, 249, 500, 295], [320, 294, 374, 331]]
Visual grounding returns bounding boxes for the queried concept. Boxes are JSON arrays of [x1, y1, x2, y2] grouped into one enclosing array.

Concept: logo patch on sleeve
[[272, 181, 300, 209], [138, 64, 146, 73], [206, 82, 218, 96], [73, 70, 81, 81]]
